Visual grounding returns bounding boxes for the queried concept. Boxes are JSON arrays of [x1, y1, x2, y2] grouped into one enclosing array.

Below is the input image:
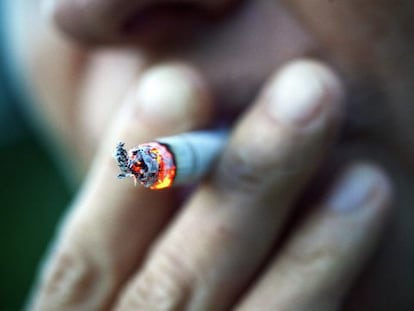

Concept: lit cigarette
[[114, 130, 229, 190]]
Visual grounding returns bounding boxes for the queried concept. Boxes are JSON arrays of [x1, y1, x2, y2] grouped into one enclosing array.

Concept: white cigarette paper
[[157, 130, 229, 185], [114, 130, 229, 189]]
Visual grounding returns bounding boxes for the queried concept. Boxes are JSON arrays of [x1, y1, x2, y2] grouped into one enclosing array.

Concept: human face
[[7, 0, 414, 173], [9, 1, 414, 308]]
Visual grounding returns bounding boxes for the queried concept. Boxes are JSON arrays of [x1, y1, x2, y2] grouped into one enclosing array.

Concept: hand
[[9, 1, 411, 309], [29, 60, 392, 310]]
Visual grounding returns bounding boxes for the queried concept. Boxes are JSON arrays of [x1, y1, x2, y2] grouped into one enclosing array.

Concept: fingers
[[115, 60, 344, 310], [76, 50, 146, 168], [46, 0, 239, 44], [236, 163, 392, 311], [29, 64, 212, 310]]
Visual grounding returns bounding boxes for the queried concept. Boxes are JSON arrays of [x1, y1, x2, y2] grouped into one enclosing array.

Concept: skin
[[6, 0, 413, 310]]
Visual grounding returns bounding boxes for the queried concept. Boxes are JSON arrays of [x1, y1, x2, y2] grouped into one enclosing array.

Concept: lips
[[52, 0, 239, 46], [119, 3, 217, 46]]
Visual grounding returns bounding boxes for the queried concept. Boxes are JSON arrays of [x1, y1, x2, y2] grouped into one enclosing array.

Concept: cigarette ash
[[114, 141, 176, 190]]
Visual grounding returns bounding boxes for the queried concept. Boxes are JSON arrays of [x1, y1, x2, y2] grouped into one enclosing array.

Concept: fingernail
[[268, 61, 341, 126], [327, 164, 391, 212], [135, 66, 204, 127]]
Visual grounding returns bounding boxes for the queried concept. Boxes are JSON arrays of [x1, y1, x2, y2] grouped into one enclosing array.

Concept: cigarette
[[114, 130, 229, 190]]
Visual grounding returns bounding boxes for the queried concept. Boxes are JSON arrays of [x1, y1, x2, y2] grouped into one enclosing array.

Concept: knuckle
[[213, 136, 302, 195], [119, 248, 193, 311], [284, 242, 337, 273], [214, 146, 271, 194], [34, 246, 102, 309]]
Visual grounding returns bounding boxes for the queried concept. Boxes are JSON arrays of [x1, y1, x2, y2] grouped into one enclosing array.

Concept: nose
[[49, 0, 240, 45]]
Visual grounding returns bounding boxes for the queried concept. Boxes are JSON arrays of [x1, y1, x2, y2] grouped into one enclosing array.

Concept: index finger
[[29, 64, 212, 310]]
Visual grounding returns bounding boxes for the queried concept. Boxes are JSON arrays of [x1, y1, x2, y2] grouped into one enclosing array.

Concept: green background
[[0, 129, 71, 310]]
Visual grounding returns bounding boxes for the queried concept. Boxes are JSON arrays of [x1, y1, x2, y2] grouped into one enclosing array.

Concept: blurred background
[[0, 18, 71, 309]]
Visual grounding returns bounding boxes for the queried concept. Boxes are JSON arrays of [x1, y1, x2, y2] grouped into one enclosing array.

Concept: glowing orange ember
[[115, 141, 176, 189], [148, 144, 176, 190]]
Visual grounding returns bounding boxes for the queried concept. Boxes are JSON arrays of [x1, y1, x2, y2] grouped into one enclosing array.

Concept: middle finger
[[116, 60, 343, 310]]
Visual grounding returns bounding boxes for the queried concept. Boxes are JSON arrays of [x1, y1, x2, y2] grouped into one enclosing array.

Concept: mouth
[[119, 3, 223, 46], [53, 0, 240, 46]]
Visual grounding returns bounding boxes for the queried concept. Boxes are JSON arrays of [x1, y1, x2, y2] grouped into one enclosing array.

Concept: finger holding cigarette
[[29, 64, 213, 310], [33, 61, 390, 311], [115, 60, 346, 310]]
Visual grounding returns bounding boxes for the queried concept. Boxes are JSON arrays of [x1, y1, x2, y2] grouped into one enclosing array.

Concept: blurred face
[[8, 0, 414, 177], [9, 2, 414, 308]]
